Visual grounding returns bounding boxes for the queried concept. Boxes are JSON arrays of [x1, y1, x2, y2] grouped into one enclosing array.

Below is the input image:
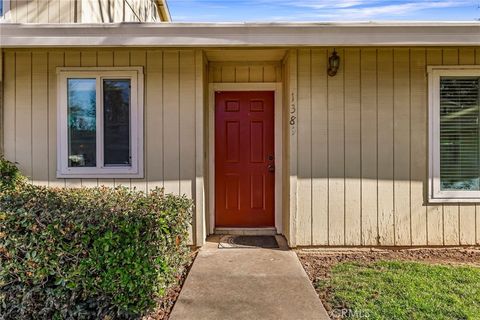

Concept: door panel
[[215, 91, 275, 227]]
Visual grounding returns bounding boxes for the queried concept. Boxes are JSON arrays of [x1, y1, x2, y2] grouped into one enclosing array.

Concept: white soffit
[[1, 22, 479, 48]]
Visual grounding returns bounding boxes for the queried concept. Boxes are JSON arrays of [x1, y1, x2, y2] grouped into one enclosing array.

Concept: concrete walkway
[[170, 236, 330, 320]]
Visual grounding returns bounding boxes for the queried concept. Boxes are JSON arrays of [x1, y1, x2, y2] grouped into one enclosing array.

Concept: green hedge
[[0, 160, 193, 319], [0, 157, 24, 191]]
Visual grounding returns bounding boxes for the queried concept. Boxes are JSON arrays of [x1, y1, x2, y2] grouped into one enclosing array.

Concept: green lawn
[[317, 261, 480, 320]]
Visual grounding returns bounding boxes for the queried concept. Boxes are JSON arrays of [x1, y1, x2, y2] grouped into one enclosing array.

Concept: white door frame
[[208, 83, 283, 234]]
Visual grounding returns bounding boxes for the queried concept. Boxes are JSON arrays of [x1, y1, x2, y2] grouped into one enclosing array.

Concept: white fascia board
[[1, 22, 479, 48]]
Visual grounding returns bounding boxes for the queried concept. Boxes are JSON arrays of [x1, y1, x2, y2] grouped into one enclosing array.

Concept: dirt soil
[[296, 247, 480, 316], [143, 250, 198, 320]]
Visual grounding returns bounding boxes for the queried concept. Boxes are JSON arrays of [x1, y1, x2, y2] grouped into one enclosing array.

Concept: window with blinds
[[440, 77, 480, 191]]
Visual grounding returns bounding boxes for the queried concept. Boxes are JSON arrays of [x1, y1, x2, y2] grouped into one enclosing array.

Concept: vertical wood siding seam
[[145, 52, 150, 191], [161, 51, 165, 189], [13, 52, 17, 163], [375, 49, 379, 245], [359, 49, 363, 245], [312, 49, 314, 245], [46, 52, 50, 185], [424, 48, 429, 244], [177, 51, 181, 195], [392, 49, 396, 246], [30, 52, 33, 181], [326, 50, 330, 246], [343, 50, 346, 246], [408, 48, 413, 246], [441, 48, 445, 246]]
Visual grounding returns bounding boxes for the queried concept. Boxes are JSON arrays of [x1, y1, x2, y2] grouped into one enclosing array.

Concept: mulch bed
[[296, 247, 480, 316], [143, 249, 198, 320]]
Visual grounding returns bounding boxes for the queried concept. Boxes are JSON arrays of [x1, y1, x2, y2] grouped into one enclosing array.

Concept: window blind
[[440, 77, 480, 190]]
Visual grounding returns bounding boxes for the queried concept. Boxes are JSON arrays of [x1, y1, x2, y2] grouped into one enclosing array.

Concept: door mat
[[218, 235, 279, 249]]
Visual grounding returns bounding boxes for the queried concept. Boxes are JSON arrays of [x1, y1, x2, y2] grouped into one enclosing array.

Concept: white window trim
[[56, 67, 144, 179], [428, 65, 480, 203]]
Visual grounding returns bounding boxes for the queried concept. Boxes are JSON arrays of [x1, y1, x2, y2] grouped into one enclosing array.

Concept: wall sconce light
[[328, 50, 340, 77]]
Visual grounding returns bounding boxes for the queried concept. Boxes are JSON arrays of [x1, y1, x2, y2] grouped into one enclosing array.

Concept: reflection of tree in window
[[103, 79, 131, 166], [440, 77, 480, 190], [67, 79, 97, 167]]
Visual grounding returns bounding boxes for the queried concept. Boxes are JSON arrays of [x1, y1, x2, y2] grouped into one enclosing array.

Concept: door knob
[[268, 164, 275, 172]]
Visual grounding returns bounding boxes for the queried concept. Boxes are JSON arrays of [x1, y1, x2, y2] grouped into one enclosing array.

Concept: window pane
[[440, 77, 480, 190], [103, 79, 131, 166], [67, 79, 96, 167]]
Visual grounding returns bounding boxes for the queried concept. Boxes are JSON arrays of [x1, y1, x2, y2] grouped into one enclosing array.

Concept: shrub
[[0, 180, 193, 319], [0, 156, 24, 191]]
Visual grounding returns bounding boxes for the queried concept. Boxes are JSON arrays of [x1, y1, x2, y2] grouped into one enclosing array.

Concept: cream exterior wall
[[3, 0, 162, 23], [290, 47, 480, 247], [3, 46, 480, 247], [2, 48, 204, 244]]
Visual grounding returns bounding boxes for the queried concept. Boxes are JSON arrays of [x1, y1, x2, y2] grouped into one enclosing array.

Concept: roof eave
[[1, 22, 479, 48]]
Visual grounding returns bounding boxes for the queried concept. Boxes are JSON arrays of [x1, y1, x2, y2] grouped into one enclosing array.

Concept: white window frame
[[428, 65, 480, 203], [56, 67, 144, 178]]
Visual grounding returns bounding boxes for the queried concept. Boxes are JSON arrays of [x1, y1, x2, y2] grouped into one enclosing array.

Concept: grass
[[317, 260, 480, 320]]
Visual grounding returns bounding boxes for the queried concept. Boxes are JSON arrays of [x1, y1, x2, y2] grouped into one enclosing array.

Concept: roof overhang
[[1, 22, 479, 48]]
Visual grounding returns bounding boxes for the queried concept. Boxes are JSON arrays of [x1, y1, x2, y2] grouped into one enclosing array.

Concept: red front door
[[215, 91, 275, 228]]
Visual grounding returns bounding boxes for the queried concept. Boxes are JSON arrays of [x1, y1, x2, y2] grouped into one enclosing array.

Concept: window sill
[[56, 172, 144, 179], [428, 197, 480, 204]]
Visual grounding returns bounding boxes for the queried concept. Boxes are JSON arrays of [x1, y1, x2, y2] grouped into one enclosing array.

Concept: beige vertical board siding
[[47, 52, 65, 187], [3, 52, 16, 169], [27, 0, 38, 23], [426, 48, 444, 245], [410, 49, 427, 245], [287, 49, 298, 247], [289, 47, 480, 247], [328, 48, 345, 246], [442, 48, 460, 245], [195, 50, 206, 245], [179, 50, 196, 198], [210, 65, 222, 83], [263, 65, 277, 82], [15, 52, 33, 181], [59, 0, 70, 23], [360, 49, 378, 245], [311, 49, 329, 245], [208, 62, 282, 83], [249, 65, 264, 82], [235, 66, 249, 82], [296, 49, 312, 245], [145, 51, 164, 190], [38, 0, 49, 23], [393, 49, 411, 245], [163, 51, 181, 195], [113, 50, 133, 188], [48, 0, 60, 23], [377, 49, 395, 245], [344, 49, 362, 245], [31, 52, 49, 185], [221, 65, 236, 82], [129, 50, 148, 192], [180, 51, 196, 243], [14, 0, 28, 22], [76, 0, 158, 23]]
